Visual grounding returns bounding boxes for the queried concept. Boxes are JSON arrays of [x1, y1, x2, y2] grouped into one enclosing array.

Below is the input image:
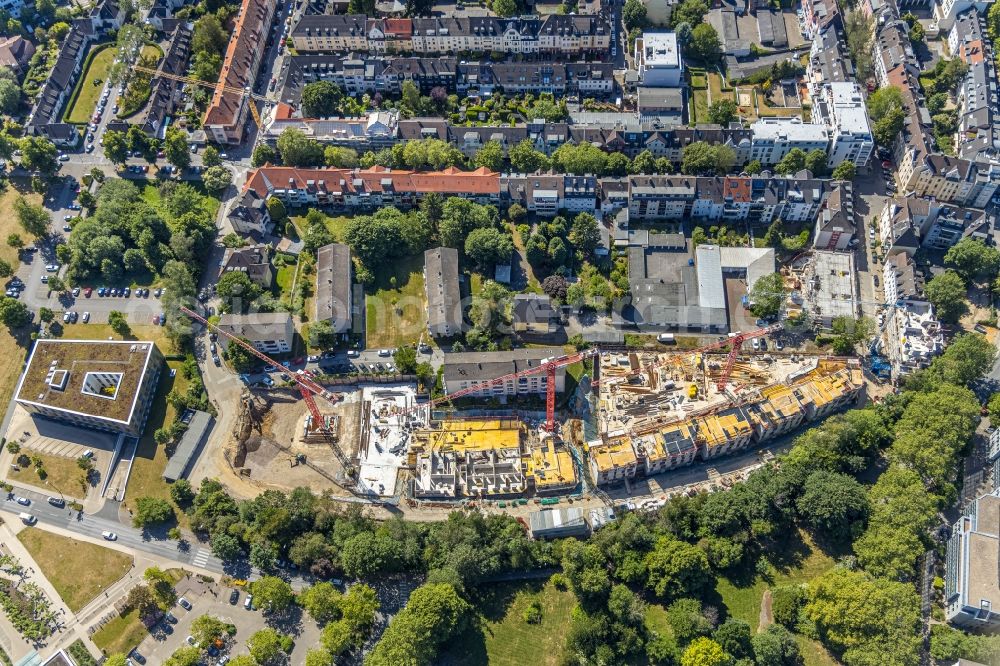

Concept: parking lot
[[136, 578, 322, 665]]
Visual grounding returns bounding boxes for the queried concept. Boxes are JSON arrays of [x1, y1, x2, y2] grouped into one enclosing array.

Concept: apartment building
[[883, 252, 925, 303], [886, 299, 944, 377], [694, 407, 755, 460], [441, 349, 567, 397], [15, 340, 163, 437], [745, 385, 808, 442], [634, 32, 684, 87], [935, 0, 992, 30], [946, 488, 1000, 629], [504, 174, 598, 215], [425, 247, 462, 338], [748, 117, 829, 165], [813, 182, 856, 251], [220, 244, 274, 288], [134, 22, 192, 138], [203, 0, 278, 144], [292, 13, 610, 56], [812, 82, 874, 167], [242, 165, 501, 209], [263, 105, 398, 149], [217, 313, 294, 355], [951, 11, 1000, 169], [226, 190, 273, 236]]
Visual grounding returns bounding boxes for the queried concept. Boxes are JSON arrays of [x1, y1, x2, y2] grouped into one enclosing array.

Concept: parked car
[[82, 312, 90, 323], [178, 597, 192, 610], [244, 594, 253, 610], [101, 531, 117, 541], [229, 589, 239, 605]]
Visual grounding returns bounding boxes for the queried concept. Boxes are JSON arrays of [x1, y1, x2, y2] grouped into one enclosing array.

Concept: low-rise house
[[442, 349, 567, 397], [227, 189, 273, 236], [315, 243, 353, 334], [217, 312, 294, 355], [512, 294, 558, 334], [424, 247, 462, 338], [220, 244, 273, 288], [0, 35, 35, 75]]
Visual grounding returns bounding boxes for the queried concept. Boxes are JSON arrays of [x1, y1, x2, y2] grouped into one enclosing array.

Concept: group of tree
[[866, 86, 906, 147], [773, 147, 828, 177], [524, 212, 602, 276], [681, 141, 737, 175]]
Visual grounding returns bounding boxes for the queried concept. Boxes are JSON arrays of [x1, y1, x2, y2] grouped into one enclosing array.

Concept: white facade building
[[634, 32, 683, 87], [813, 82, 875, 167], [749, 117, 829, 165]]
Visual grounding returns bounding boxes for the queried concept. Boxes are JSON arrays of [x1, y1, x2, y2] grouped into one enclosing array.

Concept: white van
[[18, 513, 36, 525], [657, 333, 676, 344]]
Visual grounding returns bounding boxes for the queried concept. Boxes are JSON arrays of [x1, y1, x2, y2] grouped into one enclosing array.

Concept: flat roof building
[[529, 507, 589, 538], [947, 489, 1000, 630], [217, 312, 295, 355], [15, 340, 163, 437], [634, 32, 683, 87]]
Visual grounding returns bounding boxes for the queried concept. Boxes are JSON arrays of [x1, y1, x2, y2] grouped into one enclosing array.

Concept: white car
[[45, 264, 60, 272], [15, 496, 30, 506], [82, 312, 90, 323], [102, 531, 117, 541]]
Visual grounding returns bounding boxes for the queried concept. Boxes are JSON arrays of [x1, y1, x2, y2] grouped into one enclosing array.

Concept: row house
[[203, 0, 278, 144], [242, 165, 501, 209], [456, 61, 615, 97], [883, 252, 925, 303], [134, 22, 192, 137], [813, 182, 856, 251], [589, 360, 865, 486], [879, 196, 990, 255], [504, 174, 598, 215], [950, 10, 1000, 173], [263, 104, 398, 149], [292, 13, 610, 56], [625, 173, 830, 224]]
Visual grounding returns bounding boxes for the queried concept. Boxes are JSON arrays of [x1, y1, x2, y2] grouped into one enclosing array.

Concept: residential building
[[812, 81, 874, 167], [227, 189, 273, 236], [217, 312, 294, 354], [636, 421, 699, 475], [441, 349, 567, 397], [263, 105, 398, 149], [133, 22, 192, 137], [749, 117, 829, 165], [512, 294, 558, 334], [26, 19, 96, 146], [694, 407, 754, 459], [636, 87, 684, 122], [946, 488, 1000, 629], [242, 165, 501, 209], [220, 244, 273, 288], [14, 340, 163, 437], [315, 243, 353, 334], [412, 420, 526, 498], [935, 0, 992, 31], [425, 247, 462, 338], [456, 61, 615, 97], [802, 0, 839, 36], [813, 182, 855, 251], [634, 32, 683, 87], [882, 252, 925, 303], [950, 10, 1000, 168], [203, 0, 278, 144], [885, 299, 944, 377], [0, 36, 35, 75], [745, 385, 807, 442], [504, 174, 598, 216], [878, 196, 990, 254], [588, 436, 639, 485], [802, 250, 858, 330]]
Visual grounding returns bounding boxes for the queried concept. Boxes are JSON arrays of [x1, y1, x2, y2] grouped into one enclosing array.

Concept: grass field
[[17, 530, 133, 612], [0, 332, 27, 420], [8, 452, 89, 500], [0, 185, 44, 267], [125, 358, 190, 526], [64, 44, 114, 125], [445, 578, 576, 665], [92, 607, 148, 655], [708, 72, 733, 103], [57, 323, 174, 352], [365, 254, 426, 348]]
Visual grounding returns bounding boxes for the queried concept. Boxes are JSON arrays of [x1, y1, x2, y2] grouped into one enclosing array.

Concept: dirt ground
[[235, 388, 363, 495]]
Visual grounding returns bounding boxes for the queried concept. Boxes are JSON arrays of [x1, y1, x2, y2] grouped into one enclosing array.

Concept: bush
[[523, 599, 542, 624]]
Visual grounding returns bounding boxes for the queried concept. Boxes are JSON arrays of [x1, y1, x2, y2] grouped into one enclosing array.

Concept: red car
[[881, 160, 892, 168], [152, 314, 160, 324], [84, 287, 93, 297]]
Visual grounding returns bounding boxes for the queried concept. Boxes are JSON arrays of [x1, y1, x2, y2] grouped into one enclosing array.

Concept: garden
[[63, 44, 115, 125]]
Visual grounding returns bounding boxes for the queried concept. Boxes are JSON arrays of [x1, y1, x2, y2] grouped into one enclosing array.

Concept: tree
[[845, 10, 875, 80], [216, 271, 261, 313], [797, 470, 869, 542], [687, 23, 722, 62], [252, 576, 295, 614], [873, 107, 905, 147], [553, 142, 608, 175], [104, 655, 129, 666], [713, 619, 753, 661], [0, 259, 12, 279], [394, 345, 418, 374], [752, 624, 802, 666], [276, 128, 324, 167], [193, 14, 228, 54], [366, 583, 470, 666], [473, 140, 505, 172], [106, 310, 130, 337], [622, 0, 647, 30], [681, 141, 735, 175], [945, 238, 1000, 281], [832, 161, 856, 180], [924, 270, 967, 323], [305, 650, 334, 666], [132, 496, 174, 527], [46, 276, 64, 293], [170, 478, 194, 508], [210, 532, 244, 561], [14, 197, 49, 237], [493, 0, 518, 17], [7, 233, 23, 249], [0, 77, 20, 114], [925, 332, 996, 387], [681, 637, 731, 666], [164, 126, 191, 170], [250, 541, 278, 572], [252, 144, 277, 167], [299, 581, 342, 624], [103, 129, 130, 165], [191, 614, 232, 648], [774, 148, 807, 175], [308, 319, 336, 350], [667, 598, 713, 645], [325, 146, 359, 168], [18, 135, 58, 174], [247, 628, 288, 665], [569, 212, 601, 256], [165, 647, 202, 666], [508, 139, 549, 173], [38, 307, 53, 323], [749, 273, 785, 318], [201, 146, 222, 168], [805, 567, 922, 666], [644, 536, 714, 601], [302, 80, 344, 118], [465, 227, 514, 271], [202, 165, 233, 193], [805, 148, 828, 177], [707, 99, 738, 125], [542, 275, 568, 301], [0, 297, 30, 329]]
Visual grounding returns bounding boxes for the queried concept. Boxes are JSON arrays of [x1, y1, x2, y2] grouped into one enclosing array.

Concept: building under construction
[[588, 356, 864, 486], [409, 419, 578, 499]]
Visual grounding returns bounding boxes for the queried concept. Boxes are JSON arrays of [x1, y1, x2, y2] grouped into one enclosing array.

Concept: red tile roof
[[383, 18, 412, 36], [724, 177, 752, 202], [245, 165, 501, 197]]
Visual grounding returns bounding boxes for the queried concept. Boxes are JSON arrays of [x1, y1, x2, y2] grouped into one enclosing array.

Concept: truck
[[18, 513, 36, 525]]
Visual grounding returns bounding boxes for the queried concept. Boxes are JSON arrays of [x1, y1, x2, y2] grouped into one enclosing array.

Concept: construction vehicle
[[178, 307, 354, 473]]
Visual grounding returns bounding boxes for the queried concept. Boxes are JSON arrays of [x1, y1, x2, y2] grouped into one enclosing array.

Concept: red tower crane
[[179, 307, 351, 468]]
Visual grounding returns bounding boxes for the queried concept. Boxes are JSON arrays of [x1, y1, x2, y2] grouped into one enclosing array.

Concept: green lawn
[[8, 452, 89, 500], [64, 44, 114, 125], [691, 89, 709, 125], [708, 72, 733, 103], [365, 254, 427, 348], [444, 578, 577, 666], [17, 530, 133, 612], [92, 607, 148, 655]]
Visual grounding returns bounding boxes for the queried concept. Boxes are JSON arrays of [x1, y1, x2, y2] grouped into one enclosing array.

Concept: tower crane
[[132, 66, 268, 130], [178, 307, 354, 472]]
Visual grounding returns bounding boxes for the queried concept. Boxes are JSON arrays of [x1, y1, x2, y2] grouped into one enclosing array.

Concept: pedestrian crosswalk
[[192, 548, 209, 568]]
